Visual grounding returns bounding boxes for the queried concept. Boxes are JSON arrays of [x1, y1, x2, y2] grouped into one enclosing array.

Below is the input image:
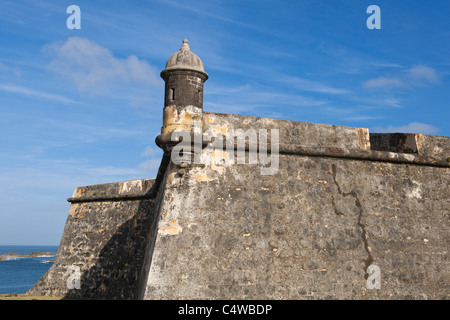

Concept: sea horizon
[[0, 244, 59, 294], [0, 244, 59, 248]]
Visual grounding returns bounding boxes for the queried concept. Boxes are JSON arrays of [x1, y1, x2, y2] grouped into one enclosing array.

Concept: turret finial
[[181, 39, 190, 50]]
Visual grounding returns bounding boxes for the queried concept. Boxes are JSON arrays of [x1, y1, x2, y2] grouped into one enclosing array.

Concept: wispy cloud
[[37, 118, 147, 145], [0, 162, 153, 194], [140, 146, 162, 158], [364, 77, 404, 89], [381, 98, 404, 108], [364, 65, 440, 89], [207, 84, 252, 95], [344, 115, 381, 121], [280, 76, 350, 95], [407, 65, 440, 84], [370, 62, 405, 69], [372, 122, 440, 135], [351, 96, 404, 109], [138, 158, 163, 172], [204, 82, 327, 116], [156, 0, 265, 32], [0, 83, 79, 104], [45, 37, 160, 95]]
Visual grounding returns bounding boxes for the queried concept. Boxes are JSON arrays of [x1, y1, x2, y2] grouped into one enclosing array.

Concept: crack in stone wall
[[331, 164, 374, 278]]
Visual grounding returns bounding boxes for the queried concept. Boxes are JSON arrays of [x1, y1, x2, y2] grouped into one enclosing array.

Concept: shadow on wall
[[63, 196, 160, 300]]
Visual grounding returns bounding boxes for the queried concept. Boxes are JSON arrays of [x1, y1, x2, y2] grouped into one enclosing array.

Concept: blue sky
[[0, 0, 449, 245]]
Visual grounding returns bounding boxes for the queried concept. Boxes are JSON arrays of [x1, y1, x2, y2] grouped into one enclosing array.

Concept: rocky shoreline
[[0, 251, 56, 262]]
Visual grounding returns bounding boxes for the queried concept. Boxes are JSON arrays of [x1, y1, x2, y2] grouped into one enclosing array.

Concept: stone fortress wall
[[28, 40, 449, 299]]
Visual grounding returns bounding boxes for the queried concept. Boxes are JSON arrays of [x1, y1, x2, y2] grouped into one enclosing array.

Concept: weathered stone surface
[[27, 39, 449, 300], [162, 39, 207, 75], [144, 146, 449, 299], [370, 133, 419, 153], [202, 112, 371, 152], [27, 107, 450, 300], [27, 179, 160, 299]]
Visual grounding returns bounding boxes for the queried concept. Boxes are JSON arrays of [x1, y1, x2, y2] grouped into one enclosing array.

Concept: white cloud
[[407, 65, 440, 84], [344, 116, 381, 121], [138, 158, 163, 172], [0, 83, 79, 104], [364, 77, 404, 89], [140, 146, 162, 158], [382, 98, 403, 108], [204, 83, 327, 115], [282, 76, 350, 95], [45, 37, 160, 94], [248, 91, 327, 106], [364, 65, 440, 89], [207, 84, 252, 95], [372, 122, 439, 135], [156, 0, 266, 32], [370, 62, 404, 69]]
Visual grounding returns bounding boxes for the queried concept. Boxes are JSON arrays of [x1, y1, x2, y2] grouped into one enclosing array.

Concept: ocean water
[[0, 245, 58, 294]]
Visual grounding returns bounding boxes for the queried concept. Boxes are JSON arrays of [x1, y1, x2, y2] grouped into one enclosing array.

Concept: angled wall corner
[[27, 179, 162, 299]]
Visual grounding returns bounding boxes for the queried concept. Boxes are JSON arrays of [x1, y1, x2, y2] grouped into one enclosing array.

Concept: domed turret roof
[[162, 39, 208, 77]]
